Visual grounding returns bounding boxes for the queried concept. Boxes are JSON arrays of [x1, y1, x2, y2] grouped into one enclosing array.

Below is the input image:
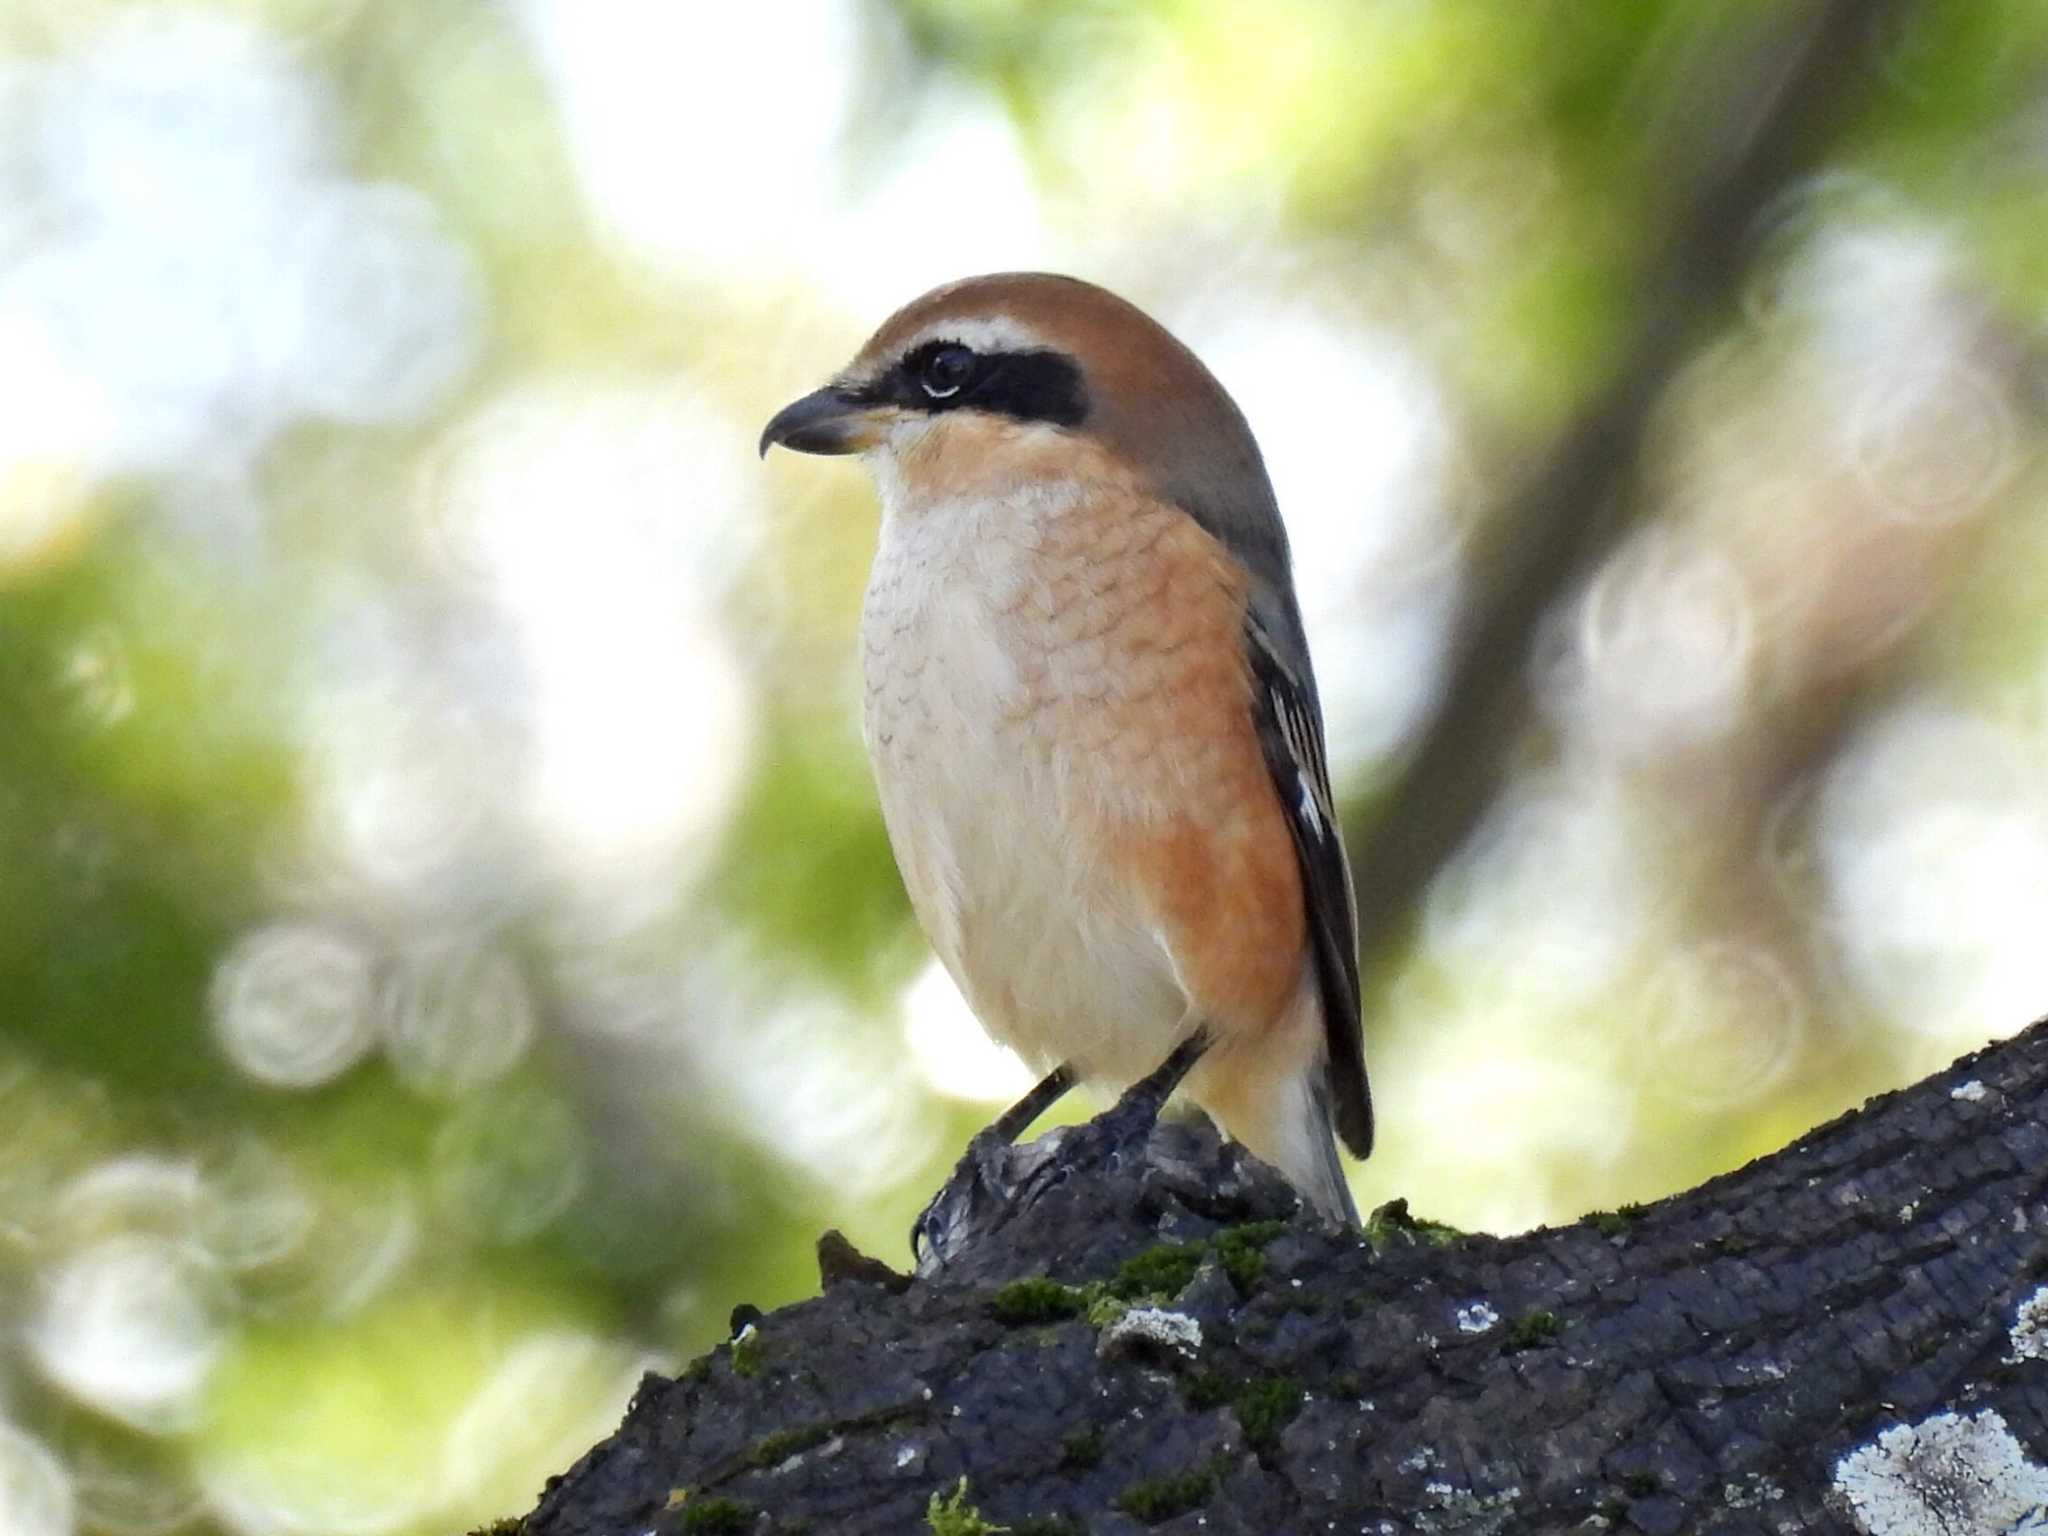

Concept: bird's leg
[[911, 1031, 1212, 1274], [1071, 1025, 1212, 1155], [986, 1062, 1078, 1144], [911, 1063, 1075, 1269]]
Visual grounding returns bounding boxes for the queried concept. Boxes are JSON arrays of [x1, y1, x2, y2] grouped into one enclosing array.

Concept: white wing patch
[[1260, 657, 1343, 862], [1297, 772, 1323, 835]]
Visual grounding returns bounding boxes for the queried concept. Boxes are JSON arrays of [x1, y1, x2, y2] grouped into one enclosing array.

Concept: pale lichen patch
[[1724, 1472, 1786, 1509], [1951, 1079, 1988, 1103], [1097, 1306, 1201, 1360], [2009, 1287, 2048, 1364], [1414, 1481, 1521, 1536], [1834, 1408, 2048, 1535], [1455, 1301, 1500, 1334]]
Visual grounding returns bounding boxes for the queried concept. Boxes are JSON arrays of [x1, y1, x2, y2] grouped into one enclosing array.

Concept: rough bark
[[515, 1017, 2048, 1536]]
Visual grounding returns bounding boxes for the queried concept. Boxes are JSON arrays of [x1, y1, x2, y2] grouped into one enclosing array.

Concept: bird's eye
[[918, 345, 975, 400]]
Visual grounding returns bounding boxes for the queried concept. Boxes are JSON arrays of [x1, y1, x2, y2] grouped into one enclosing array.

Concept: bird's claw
[[911, 1034, 1207, 1275], [910, 1084, 1173, 1276], [911, 1125, 1020, 1274]]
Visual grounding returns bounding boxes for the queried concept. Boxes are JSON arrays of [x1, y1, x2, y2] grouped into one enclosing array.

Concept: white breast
[[858, 482, 1187, 1082]]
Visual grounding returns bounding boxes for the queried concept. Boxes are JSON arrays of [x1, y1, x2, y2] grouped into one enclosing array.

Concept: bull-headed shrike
[[762, 273, 1371, 1233]]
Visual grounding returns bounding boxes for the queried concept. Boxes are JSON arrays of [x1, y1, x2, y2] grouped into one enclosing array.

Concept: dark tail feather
[[1329, 1039, 1374, 1159], [1303, 1072, 1360, 1227]]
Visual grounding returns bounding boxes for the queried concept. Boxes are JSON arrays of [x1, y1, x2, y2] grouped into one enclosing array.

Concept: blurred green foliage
[[0, 1, 2045, 1534]]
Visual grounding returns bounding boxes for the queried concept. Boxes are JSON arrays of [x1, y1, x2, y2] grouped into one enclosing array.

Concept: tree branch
[[516, 1016, 2048, 1535]]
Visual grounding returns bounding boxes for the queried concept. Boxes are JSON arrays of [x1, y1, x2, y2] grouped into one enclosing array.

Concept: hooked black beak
[[758, 386, 885, 459]]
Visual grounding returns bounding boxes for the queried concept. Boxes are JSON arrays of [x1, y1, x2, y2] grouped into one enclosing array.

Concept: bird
[[760, 273, 1371, 1226]]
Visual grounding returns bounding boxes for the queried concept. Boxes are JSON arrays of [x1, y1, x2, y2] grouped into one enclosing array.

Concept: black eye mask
[[869, 341, 1089, 429]]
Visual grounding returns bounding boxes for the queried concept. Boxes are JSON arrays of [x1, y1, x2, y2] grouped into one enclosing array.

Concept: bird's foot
[[911, 1032, 1210, 1276], [910, 1122, 1030, 1276]]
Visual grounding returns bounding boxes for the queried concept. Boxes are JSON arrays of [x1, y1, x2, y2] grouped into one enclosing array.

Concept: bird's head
[[760, 272, 1278, 525]]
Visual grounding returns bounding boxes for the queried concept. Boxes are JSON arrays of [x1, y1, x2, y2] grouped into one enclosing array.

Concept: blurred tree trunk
[[1349, 0, 1911, 977], [514, 1017, 2048, 1536]]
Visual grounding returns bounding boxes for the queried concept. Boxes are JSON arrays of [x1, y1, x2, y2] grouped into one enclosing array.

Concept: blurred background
[[1, 0, 2046, 1530]]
